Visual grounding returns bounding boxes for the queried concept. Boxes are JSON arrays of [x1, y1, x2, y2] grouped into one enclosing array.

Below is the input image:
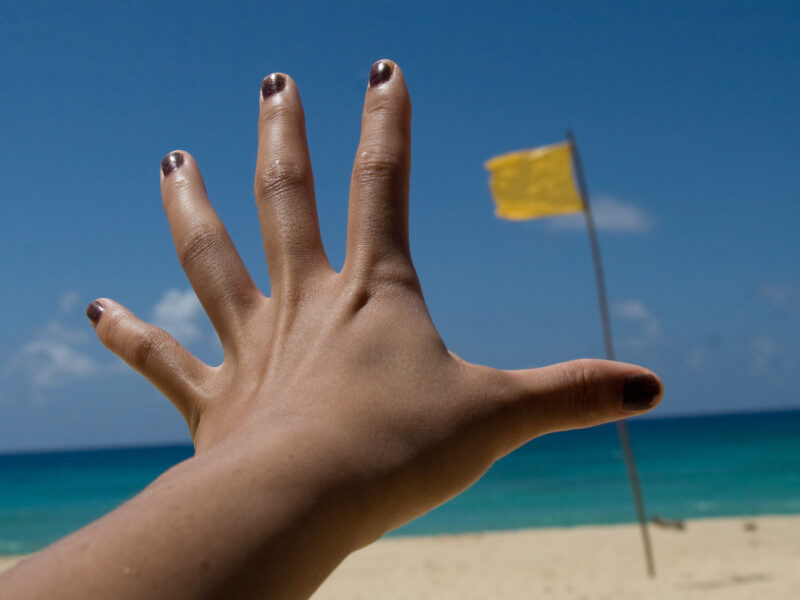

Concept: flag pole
[[565, 129, 656, 578]]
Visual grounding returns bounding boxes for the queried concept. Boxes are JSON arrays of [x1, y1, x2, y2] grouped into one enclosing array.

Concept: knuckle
[[352, 144, 405, 186], [255, 158, 309, 200], [260, 99, 297, 126], [341, 258, 420, 314], [130, 329, 170, 369], [567, 360, 600, 427], [102, 310, 127, 348], [178, 224, 225, 270], [165, 176, 193, 199], [368, 258, 420, 294], [340, 278, 372, 315], [365, 95, 411, 120]]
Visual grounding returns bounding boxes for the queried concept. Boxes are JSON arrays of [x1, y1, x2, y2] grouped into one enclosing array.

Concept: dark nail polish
[[161, 152, 184, 176], [369, 61, 393, 87], [86, 301, 104, 325], [622, 374, 661, 412], [261, 73, 286, 98]]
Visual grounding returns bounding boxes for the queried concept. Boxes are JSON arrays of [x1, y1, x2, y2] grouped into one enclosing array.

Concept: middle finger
[[254, 73, 331, 297]]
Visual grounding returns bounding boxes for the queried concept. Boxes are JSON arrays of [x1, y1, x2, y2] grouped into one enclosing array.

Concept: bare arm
[[0, 60, 662, 599]]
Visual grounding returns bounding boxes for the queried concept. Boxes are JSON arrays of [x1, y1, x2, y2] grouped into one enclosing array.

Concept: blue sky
[[1, 1, 798, 451]]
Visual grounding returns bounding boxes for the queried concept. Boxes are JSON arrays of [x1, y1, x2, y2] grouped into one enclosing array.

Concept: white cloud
[[548, 196, 654, 233], [752, 336, 776, 370], [58, 290, 82, 314], [684, 335, 723, 370], [6, 292, 97, 388], [685, 345, 706, 369], [758, 283, 800, 310], [151, 289, 204, 343], [13, 339, 98, 388], [614, 299, 661, 347], [615, 299, 651, 321], [40, 321, 90, 344]]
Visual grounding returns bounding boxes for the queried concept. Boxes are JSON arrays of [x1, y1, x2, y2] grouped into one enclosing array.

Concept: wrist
[[192, 428, 373, 546]]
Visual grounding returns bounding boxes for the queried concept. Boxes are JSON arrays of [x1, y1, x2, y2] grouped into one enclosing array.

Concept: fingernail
[[161, 152, 184, 176], [369, 61, 393, 87], [622, 374, 661, 411], [261, 73, 286, 98], [86, 301, 104, 325]]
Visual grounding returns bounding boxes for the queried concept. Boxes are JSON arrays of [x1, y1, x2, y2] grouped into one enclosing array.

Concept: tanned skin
[[0, 60, 662, 599]]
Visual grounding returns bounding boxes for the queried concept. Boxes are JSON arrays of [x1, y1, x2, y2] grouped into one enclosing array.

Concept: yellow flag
[[485, 142, 584, 220]]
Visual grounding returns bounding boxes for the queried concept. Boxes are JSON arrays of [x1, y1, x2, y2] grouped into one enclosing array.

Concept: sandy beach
[[313, 516, 800, 599], [0, 557, 20, 573], [2, 516, 798, 598]]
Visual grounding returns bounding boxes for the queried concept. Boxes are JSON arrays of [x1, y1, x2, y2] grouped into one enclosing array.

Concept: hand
[[89, 59, 661, 543], [75, 60, 662, 598]]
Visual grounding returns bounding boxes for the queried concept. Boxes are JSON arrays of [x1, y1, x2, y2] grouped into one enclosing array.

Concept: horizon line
[[2, 405, 798, 457]]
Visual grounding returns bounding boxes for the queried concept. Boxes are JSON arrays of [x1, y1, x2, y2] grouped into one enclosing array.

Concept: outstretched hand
[[6, 60, 662, 600], [89, 59, 661, 548]]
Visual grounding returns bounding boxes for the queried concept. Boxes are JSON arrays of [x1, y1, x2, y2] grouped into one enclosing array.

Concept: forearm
[[0, 435, 363, 600]]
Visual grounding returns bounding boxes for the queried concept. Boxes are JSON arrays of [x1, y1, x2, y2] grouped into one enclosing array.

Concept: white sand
[[313, 516, 800, 599], [0, 557, 23, 574]]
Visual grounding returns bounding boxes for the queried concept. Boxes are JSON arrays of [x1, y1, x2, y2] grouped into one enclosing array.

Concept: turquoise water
[[1, 409, 799, 555]]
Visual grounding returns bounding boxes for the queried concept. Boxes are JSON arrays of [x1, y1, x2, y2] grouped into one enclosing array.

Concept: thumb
[[488, 359, 663, 456]]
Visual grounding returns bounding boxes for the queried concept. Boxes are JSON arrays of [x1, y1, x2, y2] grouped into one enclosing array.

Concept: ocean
[[1, 409, 799, 555]]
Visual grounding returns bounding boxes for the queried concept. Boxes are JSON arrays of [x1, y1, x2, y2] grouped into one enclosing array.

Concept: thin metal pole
[[565, 129, 656, 578]]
